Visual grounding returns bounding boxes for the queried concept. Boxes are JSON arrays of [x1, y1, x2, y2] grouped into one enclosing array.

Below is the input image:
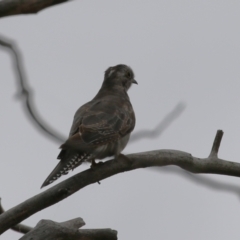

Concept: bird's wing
[[67, 99, 135, 148], [68, 101, 92, 137]]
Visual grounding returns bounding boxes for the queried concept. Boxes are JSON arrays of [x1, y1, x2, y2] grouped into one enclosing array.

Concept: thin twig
[[0, 34, 65, 144], [209, 130, 224, 158], [130, 102, 186, 143]]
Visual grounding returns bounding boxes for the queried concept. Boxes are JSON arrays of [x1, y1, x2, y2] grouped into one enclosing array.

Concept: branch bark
[[19, 218, 117, 240], [0, 198, 32, 234], [0, 130, 239, 234], [0, 0, 69, 18]]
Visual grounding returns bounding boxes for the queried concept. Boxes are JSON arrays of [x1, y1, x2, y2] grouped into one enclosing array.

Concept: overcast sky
[[1, 1, 240, 239]]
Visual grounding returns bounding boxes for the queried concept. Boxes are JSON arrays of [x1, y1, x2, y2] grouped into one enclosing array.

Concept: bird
[[41, 64, 137, 188]]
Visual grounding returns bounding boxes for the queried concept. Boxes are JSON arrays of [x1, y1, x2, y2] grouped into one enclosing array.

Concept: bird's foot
[[90, 160, 104, 169], [90, 159, 102, 184], [90, 159, 97, 169]]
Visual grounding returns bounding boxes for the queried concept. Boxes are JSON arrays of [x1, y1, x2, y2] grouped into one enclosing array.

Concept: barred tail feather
[[41, 151, 85, 188]]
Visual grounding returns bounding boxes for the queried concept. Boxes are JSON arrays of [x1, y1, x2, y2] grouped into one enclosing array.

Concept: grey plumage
[[41, 64, 137, 188]]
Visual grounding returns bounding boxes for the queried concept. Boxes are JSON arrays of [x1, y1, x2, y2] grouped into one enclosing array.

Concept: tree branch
[[19, 218, 117, 240], [0, 198, 32, 234], [130, 102, 186, 143], [0, 130, 239, 234], [0, 34, 65, 144], [0, 0, 69, 18]]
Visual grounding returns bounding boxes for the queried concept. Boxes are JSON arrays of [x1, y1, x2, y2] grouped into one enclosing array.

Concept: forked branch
[[0, 130, 239, 234], [19, 218, 117, 240]]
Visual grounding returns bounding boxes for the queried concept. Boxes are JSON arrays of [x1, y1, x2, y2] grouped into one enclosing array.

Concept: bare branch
[[209, 130, 224, 158], [20, 218, 117, 240], [0, 129, 239, 234], [59, 217, 85, 229], [0, 34, 65, 144], [0, 0, 70, 18], [150, 166, 240, 198], [0, 198, 32, 234], [130, 102, 186, 143]]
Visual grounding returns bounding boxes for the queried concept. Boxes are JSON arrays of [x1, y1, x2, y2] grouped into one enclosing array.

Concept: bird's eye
[[126, 72, 131, 78]]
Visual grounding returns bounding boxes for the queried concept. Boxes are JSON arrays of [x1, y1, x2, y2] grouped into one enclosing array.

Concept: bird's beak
[[132, 79, 138, 84]]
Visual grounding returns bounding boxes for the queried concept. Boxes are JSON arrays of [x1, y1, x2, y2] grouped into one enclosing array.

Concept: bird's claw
[[90, 160, 104, 169]]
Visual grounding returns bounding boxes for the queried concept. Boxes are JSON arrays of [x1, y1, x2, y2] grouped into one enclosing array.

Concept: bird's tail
[[41, 150, 85, 188]]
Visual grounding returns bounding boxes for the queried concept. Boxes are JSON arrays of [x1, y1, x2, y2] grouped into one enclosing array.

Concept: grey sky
[[1, 0, 240, 239]]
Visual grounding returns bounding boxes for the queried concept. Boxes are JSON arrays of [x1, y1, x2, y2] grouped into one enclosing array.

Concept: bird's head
[[103, 64, 138, 91]]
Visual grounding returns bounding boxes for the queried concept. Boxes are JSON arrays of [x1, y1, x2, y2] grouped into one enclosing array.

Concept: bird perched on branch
[[41, 64, 137, 188]]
